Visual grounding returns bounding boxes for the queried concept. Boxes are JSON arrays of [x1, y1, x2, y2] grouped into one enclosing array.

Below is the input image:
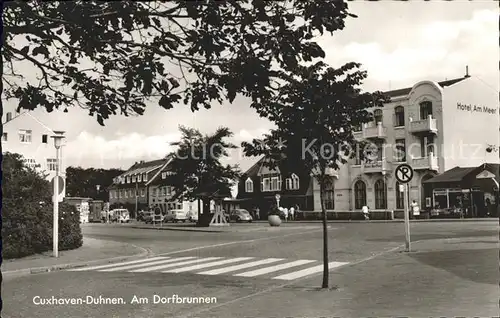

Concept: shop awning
[[423, 167, 477, 184]]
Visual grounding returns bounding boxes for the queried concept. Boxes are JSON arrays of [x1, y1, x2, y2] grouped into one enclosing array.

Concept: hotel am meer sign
[[457, 102, 497, 115]]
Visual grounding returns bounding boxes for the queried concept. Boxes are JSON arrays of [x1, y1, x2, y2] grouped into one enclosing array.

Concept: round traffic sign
[[395, 164, 414, 184], [50, 176, 65, 194], [275, 194, 280, 200]]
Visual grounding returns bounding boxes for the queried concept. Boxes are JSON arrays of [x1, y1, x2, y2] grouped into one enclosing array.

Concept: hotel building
[[2, 110, 67, 201], [331, 72, 499, 214]]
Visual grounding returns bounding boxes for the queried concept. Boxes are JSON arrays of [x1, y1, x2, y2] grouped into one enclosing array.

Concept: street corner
[[2, 237, 151, 279]]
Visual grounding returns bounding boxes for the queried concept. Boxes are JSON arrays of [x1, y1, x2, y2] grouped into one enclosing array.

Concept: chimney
[[6, 112, 12, 122], [465, 65, 470, 78]]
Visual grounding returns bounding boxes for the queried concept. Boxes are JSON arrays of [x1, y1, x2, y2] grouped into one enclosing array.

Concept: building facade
[[2, 111, 67, 201], [108, 159, 171, 215], [147, 165, 200, 214], [332, 74, 499, 213], [236, 156, 337, 215]]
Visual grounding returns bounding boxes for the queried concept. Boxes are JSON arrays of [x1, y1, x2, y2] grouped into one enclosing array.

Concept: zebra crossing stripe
[[234, 259, 316, 277], [128, 257, 223, 273], [198, 258, 284, 276], [99, 257, 196, 272], [162, 257, 254, 273], [272, 261, 349, 280], [68, 257, 168, 271]]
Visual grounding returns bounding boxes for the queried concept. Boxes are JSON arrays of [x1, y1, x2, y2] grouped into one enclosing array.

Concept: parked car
[[111, 209, 130, 223], [228, 209, 253, 223], [163, 209, 188, 223], [187, 210, 198, 222]]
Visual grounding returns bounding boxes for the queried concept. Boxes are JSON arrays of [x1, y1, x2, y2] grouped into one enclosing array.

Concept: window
[[285, 178, 292, 190], [354, 180, 367, 209], [126, 176, 130, 183], [143, 173, 148, 182], [132, 175, 137, 183], [353, 124, 362, 132], [420, 135, 435, 157], [141, 188, 145, 197], [166, 186, 172, 196], [355, 146, 362, 165], [324, 190, 335, 210], [245, 178, 253, 192], [270, 176, 281, 191], [47, 158, 58, 171], [162, 172, 167, 179], [42, 134, 48, 143], [291, 174, 300, 190], [420, 101, 433, 120], [373, 109, 383, 124], [138, 174, 142, 182], [395, 139, 406, 162], [125, 190, 128, 198], [152, 188, 157, 197], [394, 106, 405, 127], [177, 203, 183, 210], [19, 129, 32, 143], [162, 187, 167, 196], [2, 132, 7, 141], [374, 179, 387, 209], [261, 177, 271, 192]]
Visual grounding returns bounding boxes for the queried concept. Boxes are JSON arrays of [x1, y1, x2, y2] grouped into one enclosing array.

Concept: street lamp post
[[51, 131, 65, 258]]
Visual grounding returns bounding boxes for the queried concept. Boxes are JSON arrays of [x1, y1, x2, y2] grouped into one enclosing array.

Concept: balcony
[[408, 115, 438, 134], [363, 122, 387, 139], [411, 154, 439, 171], [311, 167, 339, 179], [361, 160, 392, 174]]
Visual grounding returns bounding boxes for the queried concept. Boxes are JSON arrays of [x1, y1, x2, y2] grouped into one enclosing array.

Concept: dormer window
[[286, 174, 300, 190], [143, 173, 148, 182], [126, 176, 130, 183], [245, 178, 254, 192], [291, 174, 300, 189], [138, 174, 142, 182], [162, 172, 167, 179], [132, 175, 137, 183]]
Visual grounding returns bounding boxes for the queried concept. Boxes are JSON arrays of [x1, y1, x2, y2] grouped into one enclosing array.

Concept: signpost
[[395, 163, 414, 252]]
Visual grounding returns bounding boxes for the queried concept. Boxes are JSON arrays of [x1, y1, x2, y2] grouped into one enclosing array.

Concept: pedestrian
[[283, 207, 288, 222], [362, 205, 369, 220], [289, 205, 295, 221], [255, 207, 260, 220], [411, 200, 420, 219]]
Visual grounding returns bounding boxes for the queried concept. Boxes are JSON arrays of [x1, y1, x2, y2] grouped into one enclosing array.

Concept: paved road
[[2, 221, 498, 317]]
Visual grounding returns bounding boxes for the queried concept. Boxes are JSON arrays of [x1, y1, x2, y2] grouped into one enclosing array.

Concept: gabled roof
[[384, 77, 467, 98], [423, 166, 477, 183], [4, 111, 56, 134], [120, 159, 169, 177], [423, 163, 500, 184]]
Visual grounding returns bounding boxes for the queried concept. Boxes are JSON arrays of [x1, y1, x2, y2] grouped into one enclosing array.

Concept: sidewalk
[[253, 218, 498, 223], [129, 223, 233, 233], [2, 237, 150, 278]]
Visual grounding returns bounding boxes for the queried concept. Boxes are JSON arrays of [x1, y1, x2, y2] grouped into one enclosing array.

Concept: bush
[[2, 152, 83, 259]]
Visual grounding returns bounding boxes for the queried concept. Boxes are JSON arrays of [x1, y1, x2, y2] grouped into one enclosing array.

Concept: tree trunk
[[320, 177, 329, 289]]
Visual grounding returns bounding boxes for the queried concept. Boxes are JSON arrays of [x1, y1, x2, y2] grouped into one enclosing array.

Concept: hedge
[[2, 152, 83, 259]]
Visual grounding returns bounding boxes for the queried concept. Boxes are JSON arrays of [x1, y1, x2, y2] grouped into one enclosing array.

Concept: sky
[[4, 1, 498, 173]]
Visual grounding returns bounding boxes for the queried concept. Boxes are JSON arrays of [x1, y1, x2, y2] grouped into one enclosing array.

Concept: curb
[[252, 218, 498, 224], [3, 243, 152, 279], [130, 226, 227, 233]]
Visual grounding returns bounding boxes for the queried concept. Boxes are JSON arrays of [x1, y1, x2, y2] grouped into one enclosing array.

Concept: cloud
[[322, 8, 498, 88], [63, 128, 270, 168], [64, 131, 182, 165]]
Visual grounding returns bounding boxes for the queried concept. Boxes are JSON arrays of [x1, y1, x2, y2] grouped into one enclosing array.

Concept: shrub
[[1, 152, 83, 259]]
